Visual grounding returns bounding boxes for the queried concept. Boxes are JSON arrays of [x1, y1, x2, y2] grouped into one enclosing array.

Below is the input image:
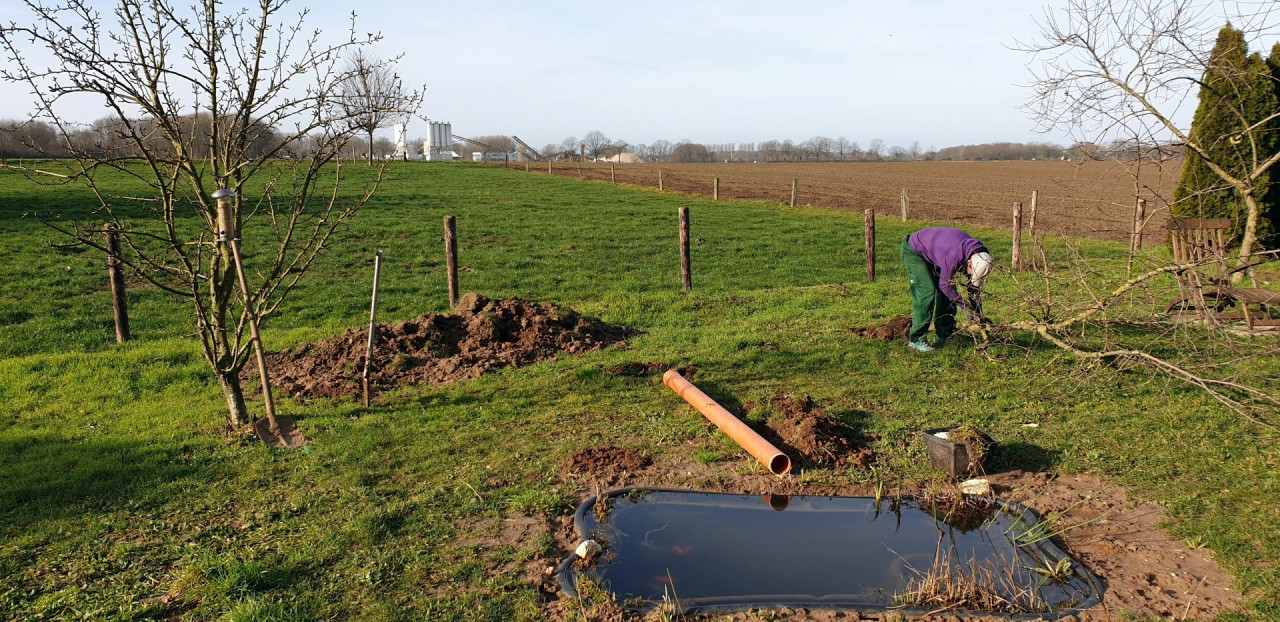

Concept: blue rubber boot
[[907, 340, 935, 353]]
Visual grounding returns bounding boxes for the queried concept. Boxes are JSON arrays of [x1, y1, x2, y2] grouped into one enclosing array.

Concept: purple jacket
[[908, 227, 987, 310]]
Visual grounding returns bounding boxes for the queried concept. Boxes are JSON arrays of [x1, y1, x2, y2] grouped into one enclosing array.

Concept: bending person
[[899, 227, 993, 352]]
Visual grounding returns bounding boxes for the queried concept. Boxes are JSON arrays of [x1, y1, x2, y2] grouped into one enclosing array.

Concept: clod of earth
[[562, 445, 652, 485], [603, 362, 697, 379], [247, 293, 637, 400], [760, 394, 876, 470], [853, 315, 912, 340]]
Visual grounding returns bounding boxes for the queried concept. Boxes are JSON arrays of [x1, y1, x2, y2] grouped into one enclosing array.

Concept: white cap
[[969, 252, 993, 287]]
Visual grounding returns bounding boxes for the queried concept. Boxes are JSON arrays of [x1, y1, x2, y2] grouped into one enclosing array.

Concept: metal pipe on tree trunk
[[214, 189, 281, 436], [363, 250, 383, 408], [662, 370, 791, 476]]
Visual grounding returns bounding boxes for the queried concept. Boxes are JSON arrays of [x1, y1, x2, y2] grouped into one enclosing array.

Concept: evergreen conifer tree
[[1173, 25, 1279, 247]]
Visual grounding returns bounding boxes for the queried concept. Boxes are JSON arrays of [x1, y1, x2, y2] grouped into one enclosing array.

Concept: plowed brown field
[[516, 160, 1181, 246]]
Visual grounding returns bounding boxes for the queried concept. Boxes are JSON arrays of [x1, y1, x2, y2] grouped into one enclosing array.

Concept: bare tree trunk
[[217, 370, 252, 427], [1235, 193, 1262, 284]]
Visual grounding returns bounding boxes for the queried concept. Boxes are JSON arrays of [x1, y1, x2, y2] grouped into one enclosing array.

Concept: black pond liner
[[557, 488, 1103, 619]]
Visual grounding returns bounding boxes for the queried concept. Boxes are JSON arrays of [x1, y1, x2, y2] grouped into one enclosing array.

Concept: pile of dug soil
[[253, 293, 635, 400], [764, 394, 875, 470], [603, 362, 697, 379], [852, 315, 912, 340], [561, 445, 652, 485]]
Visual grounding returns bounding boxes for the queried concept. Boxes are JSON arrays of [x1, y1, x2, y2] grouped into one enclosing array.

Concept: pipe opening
[[769, 454, 792, 476]]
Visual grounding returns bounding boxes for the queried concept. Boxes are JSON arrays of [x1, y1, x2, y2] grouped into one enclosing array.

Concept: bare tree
[[834, 136, 855, 161], [581, 130, 613, 160], [1018, 0, 1280, 280], [0, 0, 397, 427], [804, 136, 834, 160], [649, 139, 673, 160], [337, 49, 423, 165], [867, 138, 885, 161]]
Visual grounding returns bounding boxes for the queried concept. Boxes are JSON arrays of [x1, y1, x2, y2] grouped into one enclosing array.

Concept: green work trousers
[[900, 237, 956, 343]]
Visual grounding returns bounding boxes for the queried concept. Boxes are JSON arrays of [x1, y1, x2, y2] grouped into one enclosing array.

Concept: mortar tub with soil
[[923, 426, 998, 478], [557, 487, 1103, 618]]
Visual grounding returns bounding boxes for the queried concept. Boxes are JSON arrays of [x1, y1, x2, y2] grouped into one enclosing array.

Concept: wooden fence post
[[1012, 202, 1024, 271], [611, 166, 616, 183], [362, 250, 383, 408], [578, 145, 584, 178], [864, 208, 876, 283], [714, 177, 720, 200], [679, 207, 692, 291], [548, 160, 552, 174], [1132, 198, 1147, 252], [790, 179, 798, 207], [105, 223, 130, 343], [658, 169, 664, 191], [900, 188, 910, 221], [444, 215, 458, 308], [525, 161, 529, 172]]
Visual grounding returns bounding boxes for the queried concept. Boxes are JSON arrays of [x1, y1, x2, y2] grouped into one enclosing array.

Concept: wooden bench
[[1167, 218, 1279, 329]]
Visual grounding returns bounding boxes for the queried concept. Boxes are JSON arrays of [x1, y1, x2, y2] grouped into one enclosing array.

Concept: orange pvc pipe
[[662, 369, 792, 476]]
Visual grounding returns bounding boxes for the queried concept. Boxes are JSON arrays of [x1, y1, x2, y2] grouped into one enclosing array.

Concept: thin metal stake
[[363, 250, 383, 408]]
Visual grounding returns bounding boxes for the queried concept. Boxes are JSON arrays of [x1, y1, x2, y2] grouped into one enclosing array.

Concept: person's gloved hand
[[962, 308, 992, 325]]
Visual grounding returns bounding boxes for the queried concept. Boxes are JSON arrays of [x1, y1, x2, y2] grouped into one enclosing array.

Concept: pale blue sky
[[0, 1, 1250, 149]]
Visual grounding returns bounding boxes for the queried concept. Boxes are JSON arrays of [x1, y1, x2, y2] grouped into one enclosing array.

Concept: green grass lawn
[[0, 162, 1277, 620]]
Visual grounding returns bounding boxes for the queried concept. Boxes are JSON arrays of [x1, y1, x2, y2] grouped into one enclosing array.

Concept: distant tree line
[[518, 130, 1182, 163], [0, 116, 418, 161], [4, 119, 1182, 164]]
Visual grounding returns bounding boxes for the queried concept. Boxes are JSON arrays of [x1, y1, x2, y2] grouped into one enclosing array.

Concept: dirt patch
[[759, 394, 875, 470], [250, 293, 636, 400], [853, 315, 912, 340], [452, 513, 560, 601], [991, 471, 1240, 621], [561, 445, 653, 486], [604, 362, 697, 379]]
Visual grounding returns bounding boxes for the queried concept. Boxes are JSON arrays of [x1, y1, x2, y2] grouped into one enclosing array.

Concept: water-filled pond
[[558, 488, 1101, 616]]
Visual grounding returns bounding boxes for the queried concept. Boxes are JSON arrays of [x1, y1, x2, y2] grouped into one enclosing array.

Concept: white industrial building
[[423, 121, 459, 161]]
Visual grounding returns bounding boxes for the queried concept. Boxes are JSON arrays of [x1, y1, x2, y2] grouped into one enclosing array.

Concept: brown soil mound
[[765, 394, 875, 470], [603, 362, 697, 379], [253, 293, 635, 400], [561, 445, 651, 485], [853, 315, 912, 340]]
